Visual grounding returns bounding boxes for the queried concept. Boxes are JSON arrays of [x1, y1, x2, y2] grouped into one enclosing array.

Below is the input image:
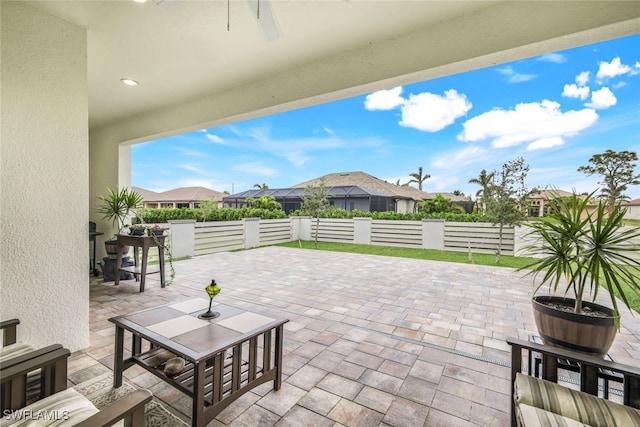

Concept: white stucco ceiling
[[28, 1, 640, 139]]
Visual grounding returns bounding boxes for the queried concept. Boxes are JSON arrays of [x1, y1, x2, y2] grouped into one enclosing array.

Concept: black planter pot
[[532, 295, 618, 357]]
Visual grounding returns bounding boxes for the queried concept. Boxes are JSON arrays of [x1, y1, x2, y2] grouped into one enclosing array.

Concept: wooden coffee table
[[109, 299, 289, 427]]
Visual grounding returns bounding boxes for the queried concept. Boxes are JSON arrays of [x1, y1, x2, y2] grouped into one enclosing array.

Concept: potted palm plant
[[97, 187, 144, 255], [521, 191, 640, 356]]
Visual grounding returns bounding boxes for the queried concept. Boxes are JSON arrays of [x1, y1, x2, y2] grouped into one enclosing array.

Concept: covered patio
[[73, 246, 640, 426]]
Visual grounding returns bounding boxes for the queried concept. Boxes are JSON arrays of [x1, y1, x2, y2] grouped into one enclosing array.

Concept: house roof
[[292, 171, 429, 201], [134, 186, 226, 203], [622, 198, 640, 206], [131, 186, 159, 201], [530, 189, 575, 200], [226, 185, 389, 200]]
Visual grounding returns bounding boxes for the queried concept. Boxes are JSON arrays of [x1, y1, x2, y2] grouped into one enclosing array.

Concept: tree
[[577, 150, 640, 211], [299, 178, 332, 248], [407, 166, 430, 190], [452, 190, 464, 197], [246, 195, 281, 210], [485, 157, 537, 263], [417, 194, 464, 214], [468, 169, 495, 215], [253, 183, 269, 189]]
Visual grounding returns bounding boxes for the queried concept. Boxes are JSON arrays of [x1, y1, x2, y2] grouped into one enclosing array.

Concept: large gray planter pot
[[532, 295, 618, 357]]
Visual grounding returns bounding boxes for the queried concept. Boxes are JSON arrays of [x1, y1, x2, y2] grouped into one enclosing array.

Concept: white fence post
[[354, 217, 372, 244], [244, 217, 260, 249], [168, 220, 196, 258], [291, 216, 312, 241], [422, 219, 445, 250]]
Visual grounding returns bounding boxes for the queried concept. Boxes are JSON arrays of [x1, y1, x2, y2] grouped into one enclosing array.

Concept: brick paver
[[73, 246, 640, 426]]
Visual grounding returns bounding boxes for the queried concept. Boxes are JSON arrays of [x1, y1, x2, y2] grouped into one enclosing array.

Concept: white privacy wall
[[0, 2, 90, 351]]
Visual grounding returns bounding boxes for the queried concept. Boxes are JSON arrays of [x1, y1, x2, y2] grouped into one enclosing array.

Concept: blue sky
[[132, 33, 640, 199]]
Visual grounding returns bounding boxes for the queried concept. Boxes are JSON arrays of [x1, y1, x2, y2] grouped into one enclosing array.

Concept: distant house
[[132, 186, 226, 209], [527, 189, 577, 217], [622, 198, 640, 220], [223, 171, 473, 213]]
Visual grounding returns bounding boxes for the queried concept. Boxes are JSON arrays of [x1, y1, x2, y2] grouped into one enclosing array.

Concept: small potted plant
[[96, 187, 144, 255], [521, 191, 640, 356]]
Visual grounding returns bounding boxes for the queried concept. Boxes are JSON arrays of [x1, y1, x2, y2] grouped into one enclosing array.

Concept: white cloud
[[562, 84, 590, 100], [179, 164, 205, 174], [458, 100, 599, 149], [538, 53, 566, 63], [175, 147, 209, 157], [612, 81, 627, 89], [323, 126, 336, 137], [575, 71, 590, 86], [526, 137, 564, 151], [205, 133, 225, 144], [233, 162, 279, 177], [596, 57, 631, 80], [497, 66, 536, 83], [431, 145, 490, 169], [585, 87, 617, 109], [398, 90, 472, 132], [364, 87, 404, 110]]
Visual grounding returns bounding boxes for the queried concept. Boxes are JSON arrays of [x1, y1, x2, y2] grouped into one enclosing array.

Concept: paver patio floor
[[73, 246, 640, 426]]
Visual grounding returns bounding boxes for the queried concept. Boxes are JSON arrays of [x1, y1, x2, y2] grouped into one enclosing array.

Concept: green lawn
[[278, 240, 536, 269], [277, 240, 640, 314]]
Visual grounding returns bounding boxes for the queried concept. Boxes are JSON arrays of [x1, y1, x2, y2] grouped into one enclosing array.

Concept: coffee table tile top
[[124, 306, 183, 327], [171, 323, 241, 354], [168, 298, 213, 314], [147, 315, 210, 338], [217, 312, 277, 334]]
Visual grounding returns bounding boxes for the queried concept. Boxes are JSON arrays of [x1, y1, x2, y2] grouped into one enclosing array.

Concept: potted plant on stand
[[96, 187, 144, 280], [521, 191, 640, 356]]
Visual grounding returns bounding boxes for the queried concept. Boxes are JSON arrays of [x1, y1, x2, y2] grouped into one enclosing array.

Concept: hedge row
[[136, 207, 489, 223], [136, 207, 287, 223]]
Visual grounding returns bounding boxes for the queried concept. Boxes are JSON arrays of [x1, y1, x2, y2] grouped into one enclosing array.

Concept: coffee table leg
[[193, 361, 206, 427], [275, 325, 284, 391], [114, 326, 124, 388]]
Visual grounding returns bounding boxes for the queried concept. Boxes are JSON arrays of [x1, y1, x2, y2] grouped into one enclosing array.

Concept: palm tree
[[468, 169, 495, 214], [407, 167, 430, 190], [253, 183, 269, 189]]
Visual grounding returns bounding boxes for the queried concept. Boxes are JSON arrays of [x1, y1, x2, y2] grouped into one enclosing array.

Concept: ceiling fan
[[154, 0, 282, 41]]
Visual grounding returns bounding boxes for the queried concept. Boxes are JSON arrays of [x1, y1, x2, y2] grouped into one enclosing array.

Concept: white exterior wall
[[0, 2, 89, 351], [625, 204, 640, 220]]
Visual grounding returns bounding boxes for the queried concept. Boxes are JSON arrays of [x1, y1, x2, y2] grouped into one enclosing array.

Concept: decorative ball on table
[[198, 279, 221, 319]]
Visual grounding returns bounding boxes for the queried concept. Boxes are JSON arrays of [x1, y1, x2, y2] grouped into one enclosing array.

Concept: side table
[[114, 234, 166, 292]]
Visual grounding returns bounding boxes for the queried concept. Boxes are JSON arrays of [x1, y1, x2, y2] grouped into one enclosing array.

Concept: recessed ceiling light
[[133, 0, 147, 3], [120, 78, 139, 86]]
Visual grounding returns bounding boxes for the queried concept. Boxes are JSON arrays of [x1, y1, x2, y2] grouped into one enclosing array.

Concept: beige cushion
[[0, 388, 98, 427], [0, 343, 34, 362], [515, 373, 640, 427], [517, 403, 591, 427]]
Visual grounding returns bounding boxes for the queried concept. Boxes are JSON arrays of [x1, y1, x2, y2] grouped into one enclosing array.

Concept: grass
[[277, 240, 640, 314], [278, 240, 536, 269]]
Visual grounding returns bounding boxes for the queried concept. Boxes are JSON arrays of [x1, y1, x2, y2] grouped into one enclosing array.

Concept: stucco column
[[422, 219, 445, 250], [1, 1, 89, 351], [169, 220, 196, 258], [354, 217, 372, 245], [244, 218, 260, 249]]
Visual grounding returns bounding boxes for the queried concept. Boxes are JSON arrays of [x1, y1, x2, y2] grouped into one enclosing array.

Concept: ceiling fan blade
[[247, 0, 282, 41]]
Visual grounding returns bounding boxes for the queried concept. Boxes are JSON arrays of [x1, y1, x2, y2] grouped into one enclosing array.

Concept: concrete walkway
[[74, 246, 640, 426]]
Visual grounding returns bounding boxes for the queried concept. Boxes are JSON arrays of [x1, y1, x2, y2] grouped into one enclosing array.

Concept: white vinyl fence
[[117, 218, 640, 266]]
